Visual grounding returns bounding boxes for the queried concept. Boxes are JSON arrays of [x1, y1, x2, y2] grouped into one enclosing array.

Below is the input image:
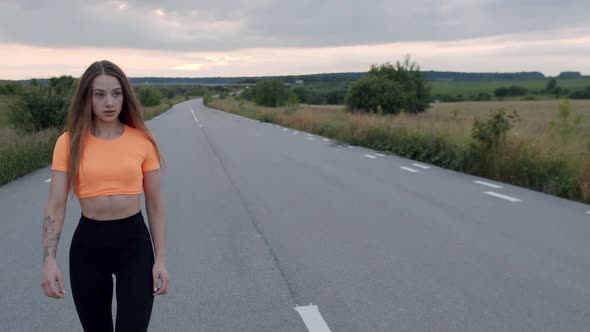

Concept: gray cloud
[[1, 0, 589, 51]]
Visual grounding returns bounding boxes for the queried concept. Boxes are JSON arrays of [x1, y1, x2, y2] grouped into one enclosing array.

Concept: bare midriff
[[79, 194, 141, 221]]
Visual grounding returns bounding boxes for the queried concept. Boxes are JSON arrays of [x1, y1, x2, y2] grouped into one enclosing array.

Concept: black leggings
[[69, 211, 155, 332]]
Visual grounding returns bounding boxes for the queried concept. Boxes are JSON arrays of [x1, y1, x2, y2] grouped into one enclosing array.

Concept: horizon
[[5, 69, 586, 82]]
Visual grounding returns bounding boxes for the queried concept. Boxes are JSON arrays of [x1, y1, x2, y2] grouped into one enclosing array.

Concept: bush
[[9, 85, 70, 133], [469, 92, 492, 101], [254, 80, 288, 107], [0, 83, 23, 95], [292, 86, 308, 103], [472, 109, 520, 150], [136, 86, 163, 106], [494, 86, 528, 97], [345, 56, 430, 114], [285, 94, 300, 113]]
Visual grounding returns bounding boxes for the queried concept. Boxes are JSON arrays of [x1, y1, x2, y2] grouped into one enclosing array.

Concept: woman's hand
[[152, 260, 169, 295], [42, 259, 65, 299]]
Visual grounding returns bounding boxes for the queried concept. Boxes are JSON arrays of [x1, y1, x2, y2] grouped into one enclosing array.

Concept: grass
[[209, 97, 590, 203], [0, 95, 16, 127], [429, 78, 590, 96]]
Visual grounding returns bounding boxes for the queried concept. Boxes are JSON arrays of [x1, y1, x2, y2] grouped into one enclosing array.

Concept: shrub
[[254, 80, 288, 107], [136, 85, 162, 106], [345, 56, 430, 114], [472, 109, 519, 150], [9, 86, 70, 133], [292, 86, 308, 103]]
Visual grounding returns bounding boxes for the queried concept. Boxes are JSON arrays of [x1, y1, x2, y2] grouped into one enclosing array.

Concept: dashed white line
[[413, 163, 430, 169], [375, 153, 385, 157], [323, 139, 330, 142], [295, 305, 332, 332], [474, 180, 503, 189], [282, 128, 288, 131], [364, 154, 377, 159], [293, 131, 299, 135], [347, 146, 355, 149], [586, 211, 590, 215], [306, 137, 315, 141], [484, 191, 521, 202], [44, 178, 51, 183], [189, 108, 200, 123], [401, 166, 419, 173]]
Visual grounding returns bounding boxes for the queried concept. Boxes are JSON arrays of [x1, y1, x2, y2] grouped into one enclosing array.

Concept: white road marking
[[198, 124, 203, 128], [401, 167, 419, 173], [306, 137, 315, 141], [307, 134, 314, 137], [323, 139, 330, 142], [364, 154, 377, 159], [375, 153, 385, 157], [45, 178, 51, 183], [283, 128, 288, 131], [190, 107, 200, 123], [413, 163, 430, 169], [474, 180, 503, 189], [484, 191, 521, 202], [295, 305, 332, 332], [347, 146, 355, 149], [586, 211, 590, 215], [293, 131, 299, 135]]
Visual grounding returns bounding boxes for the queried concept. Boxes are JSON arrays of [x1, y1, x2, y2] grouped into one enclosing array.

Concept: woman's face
[[91, 74, 124, 123]]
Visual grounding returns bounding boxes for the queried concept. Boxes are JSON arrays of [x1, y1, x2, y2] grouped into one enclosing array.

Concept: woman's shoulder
[[55, 131, 70, 145], [124, 125, 153, 144]]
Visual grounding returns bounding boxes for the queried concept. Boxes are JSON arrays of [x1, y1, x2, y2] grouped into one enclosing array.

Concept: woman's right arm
[[41, 170, 69, 299]]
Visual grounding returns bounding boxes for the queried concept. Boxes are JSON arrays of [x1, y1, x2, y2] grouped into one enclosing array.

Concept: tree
[[49, 75, 76, 96], [292, 85, 308, 103], [345, 56, 430, 114], [253, 80, 288, 107], [546, 78, 557, 91], [136, 85, 162, 106]]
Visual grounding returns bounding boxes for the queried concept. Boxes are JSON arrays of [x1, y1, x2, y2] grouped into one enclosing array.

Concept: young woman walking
[[41, 60, 169, 331]]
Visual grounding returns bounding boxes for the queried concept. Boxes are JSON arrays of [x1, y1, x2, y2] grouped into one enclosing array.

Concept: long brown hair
[[63, 60, 165, 196]]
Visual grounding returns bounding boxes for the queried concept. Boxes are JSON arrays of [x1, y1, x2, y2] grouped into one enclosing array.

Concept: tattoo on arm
[[42, 215, 61, 262]]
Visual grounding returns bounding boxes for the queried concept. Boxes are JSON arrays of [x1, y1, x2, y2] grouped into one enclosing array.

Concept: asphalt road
[[1, 98, 589, 331]]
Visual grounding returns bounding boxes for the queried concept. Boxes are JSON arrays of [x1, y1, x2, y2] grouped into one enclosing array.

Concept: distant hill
[[13, 71, 590, 86]]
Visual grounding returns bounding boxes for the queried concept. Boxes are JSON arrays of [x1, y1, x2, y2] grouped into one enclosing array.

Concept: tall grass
[[0, 127, 58, 184], [209, 98, 590, 203]]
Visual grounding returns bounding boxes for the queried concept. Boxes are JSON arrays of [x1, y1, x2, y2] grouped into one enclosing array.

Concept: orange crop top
[[51, 125, 160, 198]]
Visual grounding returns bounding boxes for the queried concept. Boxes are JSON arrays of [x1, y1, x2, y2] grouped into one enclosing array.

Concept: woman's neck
[[91, 120, 125, 139]]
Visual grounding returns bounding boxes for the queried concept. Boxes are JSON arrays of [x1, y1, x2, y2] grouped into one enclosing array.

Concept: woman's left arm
[[144, 169, 169, 295]]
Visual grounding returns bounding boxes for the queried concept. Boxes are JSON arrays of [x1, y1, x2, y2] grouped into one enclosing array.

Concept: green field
[[429, 78, 590, 96]]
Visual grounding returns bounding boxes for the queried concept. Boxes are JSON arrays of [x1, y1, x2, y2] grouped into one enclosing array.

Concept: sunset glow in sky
[[1, 1, 589, 80]]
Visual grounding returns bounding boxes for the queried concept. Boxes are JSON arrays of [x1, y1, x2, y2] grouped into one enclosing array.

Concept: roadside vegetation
[[0, 79, 203, 185], [207, 58, 590, 204], [3, 60, 590, 203]]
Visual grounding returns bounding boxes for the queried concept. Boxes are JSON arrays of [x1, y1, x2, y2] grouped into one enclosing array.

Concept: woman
[[41, 60, 169, 332]]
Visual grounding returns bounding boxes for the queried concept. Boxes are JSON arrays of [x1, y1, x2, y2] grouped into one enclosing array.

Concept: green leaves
[[136, 85, 163, 106], [345, 56, 430, 114], [253, 80, 288, 107]]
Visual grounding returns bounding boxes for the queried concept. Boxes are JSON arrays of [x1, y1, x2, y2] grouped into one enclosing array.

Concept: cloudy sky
[[1, 0, 589, 79]]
